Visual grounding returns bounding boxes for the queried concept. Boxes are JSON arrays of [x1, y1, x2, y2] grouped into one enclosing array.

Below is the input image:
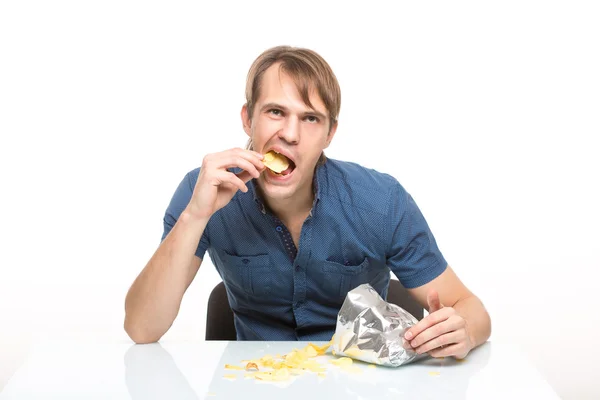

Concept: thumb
[[427, 289, 444, 313]]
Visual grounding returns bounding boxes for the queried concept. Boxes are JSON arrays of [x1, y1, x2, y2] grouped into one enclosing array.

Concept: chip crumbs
[[224, 340, 343, 383]]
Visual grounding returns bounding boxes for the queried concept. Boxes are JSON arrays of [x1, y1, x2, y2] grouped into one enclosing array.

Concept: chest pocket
[[321, 257, 388, 299], [220, 252, 273, 297]]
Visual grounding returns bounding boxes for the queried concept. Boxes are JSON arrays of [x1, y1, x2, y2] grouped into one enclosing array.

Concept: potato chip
[[344, 347, 362, 358], [224, 364, 244, 371], [223, 374, 237, 380], [308, 340, 332, 355], [329, 357, 353, 367], [260, 355, 275, 367], [245, 362, 259, 371], [263, 151, 289, 173], [428, 371, 441, 377], [255, 368, 290, 382], [304, 345, 318, 358]]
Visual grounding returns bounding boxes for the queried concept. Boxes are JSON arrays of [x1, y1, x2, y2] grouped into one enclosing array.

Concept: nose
[[277, 116, 300, 145]]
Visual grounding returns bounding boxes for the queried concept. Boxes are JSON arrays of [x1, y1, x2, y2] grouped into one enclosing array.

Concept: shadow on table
[[124, 343, 199, 400], [203, 342, 492, 400]]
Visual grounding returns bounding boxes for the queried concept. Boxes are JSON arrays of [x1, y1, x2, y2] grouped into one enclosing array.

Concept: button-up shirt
[[162, 158, 447, 340]]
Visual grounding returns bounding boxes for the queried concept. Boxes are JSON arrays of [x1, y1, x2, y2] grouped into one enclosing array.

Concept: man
[[124, 46, 491, 359]]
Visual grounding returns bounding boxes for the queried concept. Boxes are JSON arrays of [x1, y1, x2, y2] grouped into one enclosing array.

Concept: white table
[[0, 340, 560, 399]]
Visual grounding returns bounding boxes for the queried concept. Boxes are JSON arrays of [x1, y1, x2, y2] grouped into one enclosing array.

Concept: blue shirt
[[162, 159, 447, 341]]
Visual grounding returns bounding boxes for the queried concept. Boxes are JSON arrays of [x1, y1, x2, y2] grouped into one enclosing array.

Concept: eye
[[305, 115, 319, 123], [268, 109, 283, 117]]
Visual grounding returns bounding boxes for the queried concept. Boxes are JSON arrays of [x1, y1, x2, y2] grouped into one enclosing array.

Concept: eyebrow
[[261, 102, 327, 121]]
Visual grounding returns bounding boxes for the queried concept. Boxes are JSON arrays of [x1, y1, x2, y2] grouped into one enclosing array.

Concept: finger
[[229, 148, 266, 171], [429, 343, 466, 359], [404, 307, 453, 341], [214, 171, 248, 193], [236, 170, 254, 184], [410, 315, 465, 348], [427, 289, 444, 313], [235, 149, 266, 171], [414, 330, 463, 354], [214, 156, 262, 179]]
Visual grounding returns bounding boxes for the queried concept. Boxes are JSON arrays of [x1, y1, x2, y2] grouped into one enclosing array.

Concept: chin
[[258, 177, 297, 200], [258, 168, 304, 199]]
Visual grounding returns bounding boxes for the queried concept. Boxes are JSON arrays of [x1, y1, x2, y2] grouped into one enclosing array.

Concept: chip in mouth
[[263, 151, 294, 175]]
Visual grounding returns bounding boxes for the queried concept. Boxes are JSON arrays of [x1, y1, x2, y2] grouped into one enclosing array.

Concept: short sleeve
[[386, 182, 447, 289], [161, 169, 210, 260]]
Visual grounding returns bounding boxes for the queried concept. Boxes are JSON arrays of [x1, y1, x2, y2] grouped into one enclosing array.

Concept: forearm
[[124, 208, 208, 343], [453, 295, 492, 348]]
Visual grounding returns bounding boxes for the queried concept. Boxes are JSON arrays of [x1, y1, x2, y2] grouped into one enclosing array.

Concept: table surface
[[0, 340, 560, 399]]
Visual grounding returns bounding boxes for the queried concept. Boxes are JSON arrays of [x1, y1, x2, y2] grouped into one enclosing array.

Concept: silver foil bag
[[332, 283, 420, 367]]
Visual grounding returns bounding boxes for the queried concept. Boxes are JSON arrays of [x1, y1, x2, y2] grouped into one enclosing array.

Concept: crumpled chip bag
[[331, 283, 421, 367]]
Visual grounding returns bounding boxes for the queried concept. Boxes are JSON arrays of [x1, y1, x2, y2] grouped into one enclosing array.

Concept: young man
[[124, 46, 491, 359]]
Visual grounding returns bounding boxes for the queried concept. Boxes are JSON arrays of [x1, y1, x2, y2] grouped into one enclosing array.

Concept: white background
[[1, 1, 598, 398]]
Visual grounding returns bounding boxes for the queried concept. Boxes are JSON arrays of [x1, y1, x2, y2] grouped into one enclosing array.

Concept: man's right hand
[[186, 148, 265, 220]]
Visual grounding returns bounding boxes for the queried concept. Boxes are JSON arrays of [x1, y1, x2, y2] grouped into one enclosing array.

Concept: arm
[[404, 265, 492, 358], [124, 148, 265, 344], [124, 211, 206, 344]]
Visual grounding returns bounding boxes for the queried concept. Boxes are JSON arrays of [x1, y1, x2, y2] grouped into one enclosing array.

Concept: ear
[[241, 104, 252, 137], [324, 120, 338, 149]]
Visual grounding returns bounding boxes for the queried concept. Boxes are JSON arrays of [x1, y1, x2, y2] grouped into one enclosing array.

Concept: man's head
[[241, 46, 341, 203]]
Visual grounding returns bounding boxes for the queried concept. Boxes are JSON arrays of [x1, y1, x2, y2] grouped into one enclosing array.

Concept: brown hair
[[245, 45, 341, 133]]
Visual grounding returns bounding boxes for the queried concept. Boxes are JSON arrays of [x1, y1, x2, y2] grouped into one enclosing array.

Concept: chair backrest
[[206, 281, 236, 341], [205, 279, 424, 341], [387, 279, 424, 320]]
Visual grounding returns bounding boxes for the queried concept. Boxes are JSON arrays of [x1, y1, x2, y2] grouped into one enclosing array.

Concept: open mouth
[[263, 150, 296, 177]]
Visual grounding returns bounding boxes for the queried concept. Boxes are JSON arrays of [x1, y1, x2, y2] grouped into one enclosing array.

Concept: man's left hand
[[404, 290, 474, 359]]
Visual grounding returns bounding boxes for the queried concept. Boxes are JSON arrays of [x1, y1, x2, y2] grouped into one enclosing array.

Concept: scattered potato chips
[[263, 151, 289, 173], [222, 339, 371, 383]]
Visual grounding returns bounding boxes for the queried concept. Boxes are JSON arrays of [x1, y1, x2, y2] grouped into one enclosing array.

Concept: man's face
[[242, 64, 337, 202]]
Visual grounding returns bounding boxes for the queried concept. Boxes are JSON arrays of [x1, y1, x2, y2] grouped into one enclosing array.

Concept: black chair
[[205, 279, 424, 341]]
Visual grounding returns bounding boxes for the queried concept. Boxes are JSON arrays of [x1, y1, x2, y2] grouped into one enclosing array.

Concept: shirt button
[[295, 265, 301, 272], [276, 226, 283, 232]]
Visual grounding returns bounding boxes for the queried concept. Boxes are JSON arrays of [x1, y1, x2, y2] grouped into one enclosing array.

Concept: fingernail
[[405, 332, 413, 340]]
